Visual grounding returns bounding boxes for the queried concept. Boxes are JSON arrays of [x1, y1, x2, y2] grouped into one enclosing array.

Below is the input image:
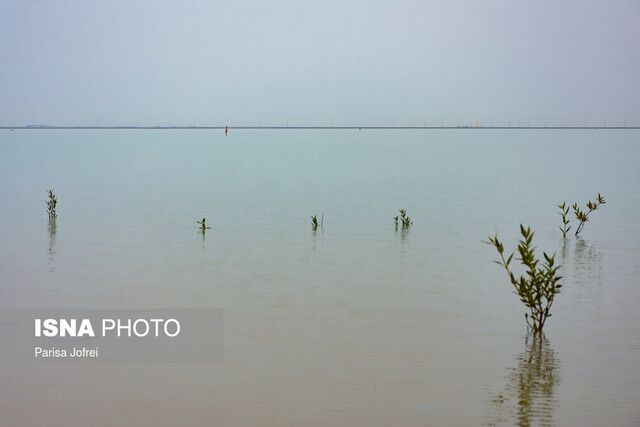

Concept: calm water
[[1, 129, 639, 426]]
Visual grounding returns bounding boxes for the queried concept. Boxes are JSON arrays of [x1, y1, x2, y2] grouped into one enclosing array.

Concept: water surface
[[1, 129, 639, 425]]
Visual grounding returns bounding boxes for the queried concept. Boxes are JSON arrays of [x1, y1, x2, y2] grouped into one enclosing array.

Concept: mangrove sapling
[[572, 193, 605, 236], [485, 225, 563, 334], [394, 209, 412, 229], [311, 215, 318, 230], [46, 189, 57, 220], [557, 202, 571, 239], [197, 218, 211, 232]]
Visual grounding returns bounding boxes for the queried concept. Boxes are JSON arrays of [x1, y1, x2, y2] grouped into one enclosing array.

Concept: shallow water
[[1, 129, 639, 426]]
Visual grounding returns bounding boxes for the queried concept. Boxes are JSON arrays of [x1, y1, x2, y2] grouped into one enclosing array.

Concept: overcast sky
[[1, 0, 639, 127]]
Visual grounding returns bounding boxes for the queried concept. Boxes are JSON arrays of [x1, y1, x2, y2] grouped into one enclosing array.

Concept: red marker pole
[[225, 125, 228, 135]]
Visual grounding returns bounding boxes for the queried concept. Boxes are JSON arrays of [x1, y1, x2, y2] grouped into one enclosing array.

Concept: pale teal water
[[1, 129, 639, 425]]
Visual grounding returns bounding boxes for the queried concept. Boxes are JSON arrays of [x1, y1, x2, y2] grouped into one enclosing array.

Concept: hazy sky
[[1, 0, 639, 126]]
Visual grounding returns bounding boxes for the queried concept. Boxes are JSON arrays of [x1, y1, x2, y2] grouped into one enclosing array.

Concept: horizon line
[[2, 125, 640, 130]]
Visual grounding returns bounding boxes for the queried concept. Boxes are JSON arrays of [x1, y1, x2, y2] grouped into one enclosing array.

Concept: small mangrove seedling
[[311, 213, 324, 230], [572, 193, 605, 236], [485, 225, 563, 334], [197, 218, 211, 232], [557, 201, 571, 239], [46, 189, 57, 220], [394, 209, 412, 228]]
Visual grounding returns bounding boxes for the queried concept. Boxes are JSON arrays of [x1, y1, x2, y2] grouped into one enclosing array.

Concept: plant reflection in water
[[487, 334, 560, 426]]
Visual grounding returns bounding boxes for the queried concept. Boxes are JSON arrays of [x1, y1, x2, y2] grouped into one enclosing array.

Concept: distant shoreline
[[2, 126, 639, 130]]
